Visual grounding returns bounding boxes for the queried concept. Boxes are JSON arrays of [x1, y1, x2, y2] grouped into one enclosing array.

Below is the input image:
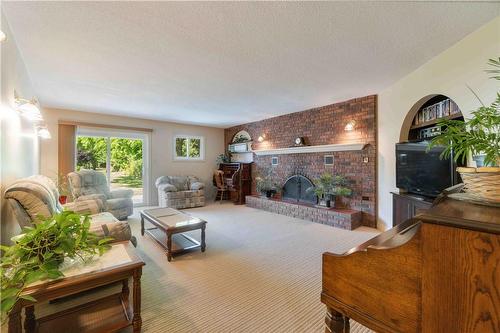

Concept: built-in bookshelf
[[407, 95, 464, 141]]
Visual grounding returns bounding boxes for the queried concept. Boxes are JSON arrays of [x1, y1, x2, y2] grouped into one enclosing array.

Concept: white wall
[[0, 13, 39, 244], [377, 16, 500, 230], [40, 108, 225, 205]]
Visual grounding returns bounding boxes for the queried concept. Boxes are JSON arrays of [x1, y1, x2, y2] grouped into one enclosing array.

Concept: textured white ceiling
[[2, 2, 499, 127]]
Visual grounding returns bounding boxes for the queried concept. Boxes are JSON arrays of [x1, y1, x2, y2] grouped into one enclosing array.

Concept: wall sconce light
[[257, 134, 266, 142], [14, 90, 42, 121], [0, 31, 6, 42], [36, 124, 51, 139], [344, 120, 356, 131]]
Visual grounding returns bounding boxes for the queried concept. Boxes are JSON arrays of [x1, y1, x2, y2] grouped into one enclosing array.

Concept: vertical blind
[[58, 123, 76, 177]]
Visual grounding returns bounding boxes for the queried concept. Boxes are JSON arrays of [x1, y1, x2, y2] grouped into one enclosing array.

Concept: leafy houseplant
[[255, 167, 279, 198], [429, 58, 500, 166], [53, 173, 70, 204], [310, 173, 352, 208], [216, 153, 232, 164], [428, 58, 500, 203], [0, 211, 112, 322], [232, 134, 250, 144]]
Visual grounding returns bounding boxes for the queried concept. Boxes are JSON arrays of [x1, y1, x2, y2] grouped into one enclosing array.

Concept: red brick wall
[[225, 95, 377, 227]]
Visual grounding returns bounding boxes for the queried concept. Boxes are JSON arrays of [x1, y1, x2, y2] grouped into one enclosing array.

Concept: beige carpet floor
[[30, 203, 378, 333]]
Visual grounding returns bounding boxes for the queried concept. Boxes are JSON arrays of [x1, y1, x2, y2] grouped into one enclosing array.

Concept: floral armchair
[[155, 176, 205, 209], [67, 169, 134, 220], [4, 175, 135, 246]]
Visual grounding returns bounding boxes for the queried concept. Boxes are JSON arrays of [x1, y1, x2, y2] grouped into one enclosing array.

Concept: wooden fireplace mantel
[[251, 143, 366, 156]]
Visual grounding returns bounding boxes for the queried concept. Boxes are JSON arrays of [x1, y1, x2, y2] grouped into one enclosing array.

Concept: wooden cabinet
[[321, 197, 500, 333], [392, 192, 433, 226], [218, 163, 252, 205]]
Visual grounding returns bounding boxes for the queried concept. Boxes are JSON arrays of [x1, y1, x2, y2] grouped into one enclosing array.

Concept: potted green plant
[[54, 173, 70, 204], [429, 58, 500, 203], [0, 211, 112, 322], [216, 153, 232, 164], [311, 173, 352, 208], [255, 166, 279, 198]]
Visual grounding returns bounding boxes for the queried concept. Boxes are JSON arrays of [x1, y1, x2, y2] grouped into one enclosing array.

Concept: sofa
[[4, 175, 136, 246], [67, 169, 134, 220], [155, 176, 205, 209]]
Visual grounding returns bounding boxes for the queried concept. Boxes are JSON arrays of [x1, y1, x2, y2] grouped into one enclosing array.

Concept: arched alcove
[[399, 94, 463, 142], [231, 130, 252, 143]]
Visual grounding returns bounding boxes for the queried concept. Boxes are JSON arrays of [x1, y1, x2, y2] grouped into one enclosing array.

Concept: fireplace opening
[[282, 175, 317, 205]]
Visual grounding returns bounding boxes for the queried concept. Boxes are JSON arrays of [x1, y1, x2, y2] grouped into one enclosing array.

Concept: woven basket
[[457, 167, 500, 203]]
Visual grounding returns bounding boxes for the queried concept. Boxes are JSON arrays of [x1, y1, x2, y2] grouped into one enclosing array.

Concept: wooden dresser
[[218, 162, 252, 204], [321, 196, 499, 333]]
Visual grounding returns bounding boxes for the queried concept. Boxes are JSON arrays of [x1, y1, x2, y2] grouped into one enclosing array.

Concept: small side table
[[8, 242, 145, 333]]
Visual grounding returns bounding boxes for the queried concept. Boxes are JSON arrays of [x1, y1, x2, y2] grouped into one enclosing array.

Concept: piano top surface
[[418, 196, 500, 234]]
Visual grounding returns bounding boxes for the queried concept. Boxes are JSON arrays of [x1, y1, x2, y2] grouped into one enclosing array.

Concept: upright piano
[[218, 162, 252, 205], [322, 195, 499, 333]]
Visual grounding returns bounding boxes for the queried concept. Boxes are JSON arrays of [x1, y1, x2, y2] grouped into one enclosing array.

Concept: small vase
[[59, 195, 67, 205]]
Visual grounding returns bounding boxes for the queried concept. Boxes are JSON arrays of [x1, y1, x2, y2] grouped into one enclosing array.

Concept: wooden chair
[[213, 170, 229, 203]]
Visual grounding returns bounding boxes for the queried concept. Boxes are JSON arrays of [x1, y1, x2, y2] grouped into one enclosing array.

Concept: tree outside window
[[174, 136, 204, 160]]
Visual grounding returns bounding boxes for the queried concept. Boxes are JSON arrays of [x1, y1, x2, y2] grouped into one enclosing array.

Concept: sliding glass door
[[76, 128, 149, 206]]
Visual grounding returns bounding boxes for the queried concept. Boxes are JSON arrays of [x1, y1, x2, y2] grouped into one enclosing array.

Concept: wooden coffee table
[[140, 208, 207, 261], [8, 242, 145, 333]]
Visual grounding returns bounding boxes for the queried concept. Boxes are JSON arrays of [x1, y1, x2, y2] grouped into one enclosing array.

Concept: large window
[[76, 128, 150, 206], [174, 135, 204, 161]]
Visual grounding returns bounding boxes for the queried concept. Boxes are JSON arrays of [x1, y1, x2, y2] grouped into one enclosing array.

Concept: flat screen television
[[396, 142, 460, 198]]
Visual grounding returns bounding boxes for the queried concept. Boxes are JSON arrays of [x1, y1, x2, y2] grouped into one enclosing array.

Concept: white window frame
[[173, 135, 205, 161], [76, 126, 151, 207]]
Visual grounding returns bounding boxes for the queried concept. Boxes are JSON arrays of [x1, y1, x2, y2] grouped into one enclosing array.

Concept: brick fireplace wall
[[225, 95, 377, 227]]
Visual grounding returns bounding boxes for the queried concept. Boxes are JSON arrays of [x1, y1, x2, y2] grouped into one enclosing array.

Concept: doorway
[[76, 127, 150, 206]]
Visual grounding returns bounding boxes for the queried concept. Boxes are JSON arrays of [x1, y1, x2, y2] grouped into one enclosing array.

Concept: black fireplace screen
[[282, 175, 317, 204]]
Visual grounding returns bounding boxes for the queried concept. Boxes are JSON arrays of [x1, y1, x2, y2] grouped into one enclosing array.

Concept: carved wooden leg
[[201, 225, 206, 252], [8, 303, 22, 333], [166, 232, 173, 262], [140, 216, 145, 236], [325, 307, 350, 333], [132, 269, 142, 333], [122, 278, 130, 309]]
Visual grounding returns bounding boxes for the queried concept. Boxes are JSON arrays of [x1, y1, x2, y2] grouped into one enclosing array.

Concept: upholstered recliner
[[4, 175, 136, 246], [155, 176, 205, 209], [67, 169, 134, 220]]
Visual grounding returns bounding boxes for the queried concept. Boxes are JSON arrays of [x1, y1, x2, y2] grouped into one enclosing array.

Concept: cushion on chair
[[76, 193, 107, 202], [64, 199, 104, 215], [106, 198, 133, 210], [4, 175, 61, 222], [168, 176, 189, 191], [89, 212, 136, 246], [190, 182, 205, 190], [109, 188, 134, 199], [67, 170, 111, 199], [158, 183, 178, 193]]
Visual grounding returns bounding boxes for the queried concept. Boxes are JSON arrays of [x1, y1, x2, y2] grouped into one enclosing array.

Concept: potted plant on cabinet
[[311, 173, 352, 208], [429, 58, 500, 204], [0, 211, 112, 322]]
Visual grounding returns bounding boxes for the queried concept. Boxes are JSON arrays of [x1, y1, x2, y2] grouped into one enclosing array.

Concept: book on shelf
[[415, 98, 459, 127]]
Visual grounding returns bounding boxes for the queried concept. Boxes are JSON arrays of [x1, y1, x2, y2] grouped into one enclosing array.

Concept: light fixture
[[0, 30, 6, 42], [36, 124, 51, 139], [257, 134, 266, 142], [344, 120, 356, 131], [14, 90, 42, 121]]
